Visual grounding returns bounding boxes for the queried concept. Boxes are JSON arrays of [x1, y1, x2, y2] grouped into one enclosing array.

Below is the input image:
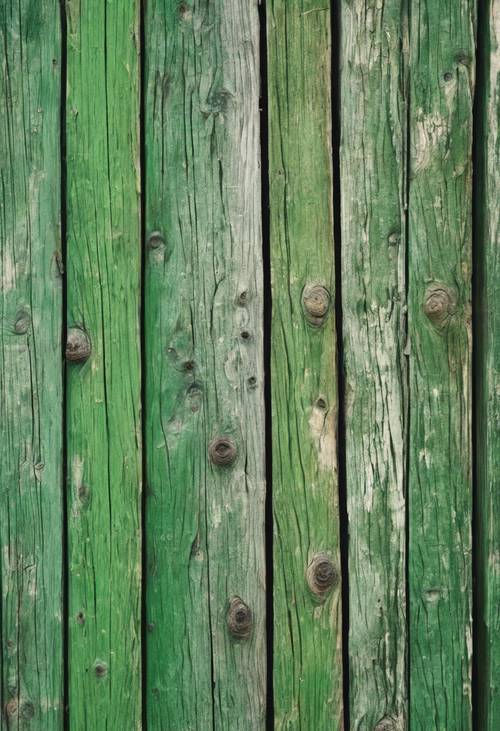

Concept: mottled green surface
[[475, 2, 500, 728], [268, 2, 343, 728], [65, 0, 142, 727], [340, 2, 408, 729], [408, 2, 475, 729], [144, 1, 266, 728], [0, 3, 63, 728]]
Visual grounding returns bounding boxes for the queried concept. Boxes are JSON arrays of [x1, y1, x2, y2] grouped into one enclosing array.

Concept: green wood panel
[[0, 3, 63, 728], [268, 2, 343, 728], [65, 1, 142, 727], [408, 2, 475, 729], [475, 1, 500, 727], [340, 2, 407, 728], [144, 1, 266, 728]]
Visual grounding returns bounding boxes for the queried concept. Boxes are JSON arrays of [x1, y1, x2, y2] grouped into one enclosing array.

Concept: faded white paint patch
[[309, 403, 337, 473], [413, 110, 448, 172]]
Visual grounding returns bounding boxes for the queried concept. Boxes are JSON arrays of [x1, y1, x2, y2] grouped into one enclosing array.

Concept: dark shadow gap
[[403, 0, 411, 726], [59, 1, 69, 728], [258, 2, 274, 729], [330, 3, 349, 727], [139, 1, 148, 729], [472, 1, 488, 729]]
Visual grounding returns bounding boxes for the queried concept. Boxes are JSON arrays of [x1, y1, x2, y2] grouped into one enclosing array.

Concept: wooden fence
[[0, 1, 498, 729]]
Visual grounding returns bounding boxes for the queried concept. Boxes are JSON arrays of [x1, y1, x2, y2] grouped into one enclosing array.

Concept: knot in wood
[[227, 597, 252, 640], [302, 284, 330, 326], [209, 437, 237, 466], [94, 661, 108, 679], [374, 717, 397, 731], [5, 699, 35, 720], [148, 230, 164, 249], [14, 310, 31, 335], [66, 327, 91, 362], [307, 553, 338, 599], [423, 285, 455, 327]]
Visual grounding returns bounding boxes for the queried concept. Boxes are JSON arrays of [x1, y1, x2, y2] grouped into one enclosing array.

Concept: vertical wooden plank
[[408, 2, 474, 729], [268, 2, 343, 727], [0, 3, 63, 727], [65, 1, 142, 727], [340, 2, 407, 728], [144, 1, 266, 728], [475, 1, 500, 728]]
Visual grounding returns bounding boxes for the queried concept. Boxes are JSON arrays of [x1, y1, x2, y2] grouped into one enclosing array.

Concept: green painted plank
[[475, 1, 500, 728], [65, 1, 142, 727], [144, 1, 266, 728], [340, 3, 407, 728], [0, 3, 63, 728], [268, 2, 343, 728], [408, 2, 475, 729]]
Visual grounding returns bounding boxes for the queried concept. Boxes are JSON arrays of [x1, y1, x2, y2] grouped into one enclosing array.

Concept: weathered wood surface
[[408, 2, 475, 729], [475, 1, 500, 728], [0, 3, 63, 727], [65, 1, 142, 727], [340, 2, 407, 728], [144, 1, 266, 728], [268, 2, 343, 728]]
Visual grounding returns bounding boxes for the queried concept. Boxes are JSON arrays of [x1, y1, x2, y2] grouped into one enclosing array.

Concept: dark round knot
[[227, 597, 252, 640], [94, 661, 108, 679], [374, 717, 397, 731], [306, 553, 338, 599], [302, 284, 330, 326], [423, 285, 455, 326], [148, 231, 165, 249], [66, 327, 91, 362], [209, 437, 237, 467]]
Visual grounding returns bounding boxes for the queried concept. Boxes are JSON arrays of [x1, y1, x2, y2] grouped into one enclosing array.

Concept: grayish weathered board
[[408, 2, 475, 728], [341, 1, 408, 728]]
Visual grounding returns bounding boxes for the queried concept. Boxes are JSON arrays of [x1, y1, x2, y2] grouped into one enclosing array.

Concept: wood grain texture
[[408, 2, 475, 729], [268, 2, 343, 728], [65, 1, 142, 727], [144, 1, 266, 728], [0, 3, 63, 727], [475, 1, 500, 728], [340, 2, 407, 728]]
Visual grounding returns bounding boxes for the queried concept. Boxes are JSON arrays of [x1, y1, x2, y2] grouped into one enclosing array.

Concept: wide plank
[[144, 1, 266, 728]]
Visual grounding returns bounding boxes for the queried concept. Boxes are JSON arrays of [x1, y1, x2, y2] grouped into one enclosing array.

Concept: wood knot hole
[[302, 284, 330, 326], [14, 310, 31, 335], [307, 553, 338, 600], [76, 611, 85, 625], [374, 718, 397, 731], [66, 327, 91, 362], [94, 661, 108, 679], [227, 597, 252, 640], [148, 230, 165, 249], [209, 437, 237, 467], [423, 285, 455, 327]]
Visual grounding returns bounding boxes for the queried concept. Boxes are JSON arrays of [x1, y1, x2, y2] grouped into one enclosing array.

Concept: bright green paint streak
[[268, 2, 343, 728], [475, 1, 500, 728], [0, 3, 63, 728], [65, 1, 142, 727], [145, 2, 266, 728], [340, 3, 408, 729], [408, 2, 474, 729]]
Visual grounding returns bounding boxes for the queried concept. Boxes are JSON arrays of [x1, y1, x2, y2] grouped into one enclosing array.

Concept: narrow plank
[[65, 1, 142, 726], [475, 1, 500, 727], [0, 3, 63, 727], [144, 1, 266, 728], [268, 2, 343, 727], [408, 2, 475, 728], [340, 2, 407, 728]]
